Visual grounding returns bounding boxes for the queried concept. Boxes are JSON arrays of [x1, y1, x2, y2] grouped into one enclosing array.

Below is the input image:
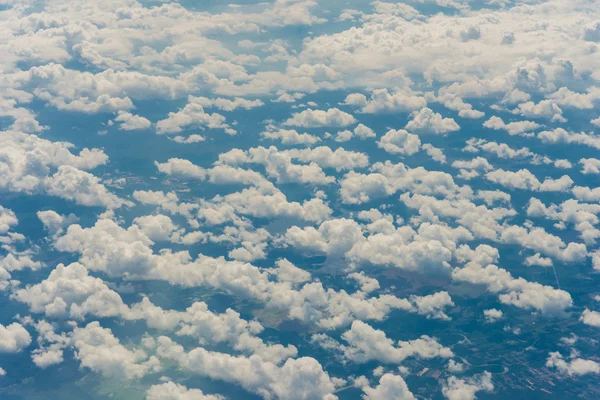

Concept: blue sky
[[0, 0, 600, 399]]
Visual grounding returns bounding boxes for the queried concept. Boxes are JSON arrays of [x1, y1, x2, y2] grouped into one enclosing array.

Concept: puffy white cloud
[[37, 210, 79, 238], [156, 97, 233, 135], [114, 111, 152, 130], [147, 382, 224, 400], [12, 262, 130, 319], [53, 219, 156, 277], [73, 322, 161, 380], [44, 165, 132, 209], [261, 128, 320, 145], [538, 128, 600, 151], [486, 168, 573, 192], [272, 259, 311, 285], [453, 249, 573, 316], [483, 116, 540, 135], [580, 158, 600, 175], [172, 134, 206, 144], [188, 96, 263, 111], [361, 373, 415, 400], [580, 309, 600, 327], [0, 206, 18, 234], [447, 359, 464, 373], [215, 146, 335, 185], [320, 320, 452, 364], [483, 309, 503, 323], [513, 100, 564, 121], [0, 130, 110, 203], [0, 322, 31, 353], [284, 218, 463, 275], [377, 129, 421, 155], [423, 143, 446, 163], [130, 297, 296, 363], [339, 161, 465, 205], [345, 89, 426, 114], [283, 146, 369, 171], [155, 336, 338, 400], [405, 108, 460, 135], [442, 372, 493, 400], [546, 352, 600, 376], [133, 214, 179, 241], [155, 158, 207, 180], [284, 108, 356, 127]]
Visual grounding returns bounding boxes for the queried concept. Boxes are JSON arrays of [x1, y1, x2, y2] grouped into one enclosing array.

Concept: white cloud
[[114, 111, 152, 130], [156, 97, 233, 135], [442, 372, 493, 400], [483, 308, 503, 323], [13, 262, 130, 319], [345, 89, 426, 114], [405, 108, 460, 135], [73, 322, 161, 380], [0, 322, 31, 353], [147, 382, 224, 400], [329, 320, 453, 364], [377, 129, 421, 155], [580, 158, 600, 175], [362, 373, 415, 400], [44, 165, 132, 209], [155, 158, 207, 180], [284, 108, 356, 127], [188, 96, 263, 111], [133, 215, 179, 242], [580, 309, 600, 327], [546, 352, 600, 376], [483, 116, 540, 135], [155, 336, 338, 400], [261, 128, 320, 145]]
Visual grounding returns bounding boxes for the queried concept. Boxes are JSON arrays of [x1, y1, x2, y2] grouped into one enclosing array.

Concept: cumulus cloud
[[314, 321, 453, 365], [377, 129, 421, 155], [442, 372, 494, 400], [405, 108, 460, 135], [114, 111, 152, 130], [73, 322, 161, 380], [147, 382, 224, 400], [361, 373, 415, 400], [284, 108, 356, 127], [0, 323, 31, 353], [546, 352, 600, 376]]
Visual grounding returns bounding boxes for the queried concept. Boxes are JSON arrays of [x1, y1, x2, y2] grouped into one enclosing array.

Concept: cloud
[[147, 382, 224, 400], [284, 108, 356, 127], [483, 309, 503, 323], [483, 116, 540, 135], [261, 128, 321, 145], [377, 129, 421, 155], [12, 262, 130, 319], [361, 374, 415, 400], [405, 108, 460, 135], [546, 352, 600, 376], [114, 111, 152, 130], [156, 97, 233, 135], [0, 322, 31, 353], [155, 158, 207, 180], [316, 320, 452, 364], [44, 165, 132, 209], [580, 309, 600, 327], [73, 322, 161, 380], [442, 372, 494, 400], [155, 336, 338, 400], [345, 89, 426, 113]]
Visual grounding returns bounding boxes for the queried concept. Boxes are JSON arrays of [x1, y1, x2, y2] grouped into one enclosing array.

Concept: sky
[[0, 0, 600, 399]]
